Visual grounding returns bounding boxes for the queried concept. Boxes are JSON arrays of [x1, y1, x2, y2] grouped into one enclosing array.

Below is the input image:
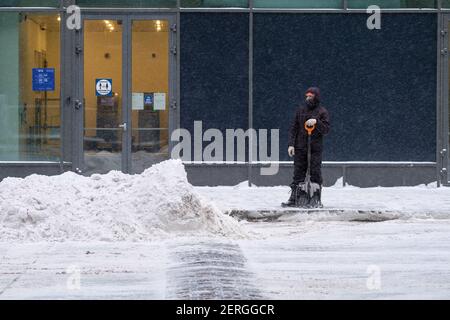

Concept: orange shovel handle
[[304, 122, 316, 136]]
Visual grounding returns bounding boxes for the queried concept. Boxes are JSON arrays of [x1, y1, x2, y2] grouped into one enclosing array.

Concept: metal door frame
[[74, 12, 177, 174], [440, 14, 450, 185]]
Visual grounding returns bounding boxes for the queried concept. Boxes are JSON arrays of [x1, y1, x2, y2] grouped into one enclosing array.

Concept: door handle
[[74, 99, 82, 110], [118, 123, 127, 132]]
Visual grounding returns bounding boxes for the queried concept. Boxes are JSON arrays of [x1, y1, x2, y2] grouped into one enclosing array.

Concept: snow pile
[[0, 160, 245, 242], [331, 177, 345, 188]]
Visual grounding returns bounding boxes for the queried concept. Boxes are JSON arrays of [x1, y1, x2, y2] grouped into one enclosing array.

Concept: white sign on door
[[153, 93, 166, 111], [132, 92, 144, 110]]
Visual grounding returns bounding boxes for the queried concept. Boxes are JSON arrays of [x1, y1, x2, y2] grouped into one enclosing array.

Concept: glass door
[[130, 19, 171, 174], [78, 15, 175, 175], [82, 17, 125, 175]]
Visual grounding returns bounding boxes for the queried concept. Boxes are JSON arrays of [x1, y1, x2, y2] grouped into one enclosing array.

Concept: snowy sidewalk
[[195, 183, 450, 221], [2, 219, 450, 299]]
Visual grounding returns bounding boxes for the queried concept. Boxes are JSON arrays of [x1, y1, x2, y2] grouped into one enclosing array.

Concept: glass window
[[347, 0, 437, 8], [76, 0, 177, 7], [181, 0, 248, 7], [253, 0, 341, 8], [83, 20, 123, 175], [0, 12, 61, 161], [131, 20, 170, 173], [0, 0, 59, 6], [441, 0, 450, 8]]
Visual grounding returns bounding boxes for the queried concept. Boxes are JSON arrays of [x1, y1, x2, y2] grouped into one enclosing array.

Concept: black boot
[[281, 184, 298, 207], [308, 184, 323, 208], [296, 183, 310, 208]]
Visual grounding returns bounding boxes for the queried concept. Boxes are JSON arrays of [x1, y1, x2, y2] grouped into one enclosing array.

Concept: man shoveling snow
[[282, 87, 331, 208]]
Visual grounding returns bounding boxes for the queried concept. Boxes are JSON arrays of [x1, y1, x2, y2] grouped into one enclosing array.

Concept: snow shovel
[[295, 122, 321, 208]]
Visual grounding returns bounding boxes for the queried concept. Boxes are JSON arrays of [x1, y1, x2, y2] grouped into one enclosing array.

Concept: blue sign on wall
[[96, 78, 113, 97], [32, 68, 55, 91], [144, 92, 153, 110]]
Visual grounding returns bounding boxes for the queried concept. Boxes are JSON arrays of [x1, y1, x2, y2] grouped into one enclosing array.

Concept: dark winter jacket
[[288, 103, 330, 151]]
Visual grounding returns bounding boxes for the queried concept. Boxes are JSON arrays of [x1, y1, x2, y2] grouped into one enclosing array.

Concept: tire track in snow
[[0, 244, 54, 297], [166, 241, 263, 299]]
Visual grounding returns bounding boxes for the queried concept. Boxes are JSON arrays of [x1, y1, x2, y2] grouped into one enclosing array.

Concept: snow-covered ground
[[196, 179, 450, 218], [1, 161, 450, 299], [1, 220, 450, 299]]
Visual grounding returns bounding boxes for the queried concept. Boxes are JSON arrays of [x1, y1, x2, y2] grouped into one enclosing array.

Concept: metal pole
[[177, 0, 181, 132], [248, 0, 254, 187]]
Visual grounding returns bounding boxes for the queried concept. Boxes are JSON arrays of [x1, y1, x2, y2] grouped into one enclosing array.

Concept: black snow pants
[[291, 147, 323, 187]]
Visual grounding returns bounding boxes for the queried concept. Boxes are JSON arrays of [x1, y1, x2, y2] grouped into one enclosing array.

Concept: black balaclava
[[305, 87, 321, 109]]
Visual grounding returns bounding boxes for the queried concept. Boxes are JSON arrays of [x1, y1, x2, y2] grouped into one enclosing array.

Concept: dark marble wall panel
[[254, 13, 437, 161], [180, 13, 249, 161]]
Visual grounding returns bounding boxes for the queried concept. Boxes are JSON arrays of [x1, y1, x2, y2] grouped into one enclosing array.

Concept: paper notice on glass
[[132, 92, 144, 110], [153, 93, 166, 111]]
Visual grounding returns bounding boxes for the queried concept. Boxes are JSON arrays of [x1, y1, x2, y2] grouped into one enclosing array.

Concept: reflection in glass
[[181, 0, 248, 7], [0, 1, 59, 7], [253, 0, 341, 8], [76, 0, 177, 7], [347, 0, 436, 8], [0, 13, 61, 161]]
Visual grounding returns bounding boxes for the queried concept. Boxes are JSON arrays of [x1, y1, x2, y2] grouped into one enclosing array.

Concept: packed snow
[[2, 220, 450, 299], [1, 162, 450, 299], [196, 180, 450, 222], [0, 160, 245, 242]]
